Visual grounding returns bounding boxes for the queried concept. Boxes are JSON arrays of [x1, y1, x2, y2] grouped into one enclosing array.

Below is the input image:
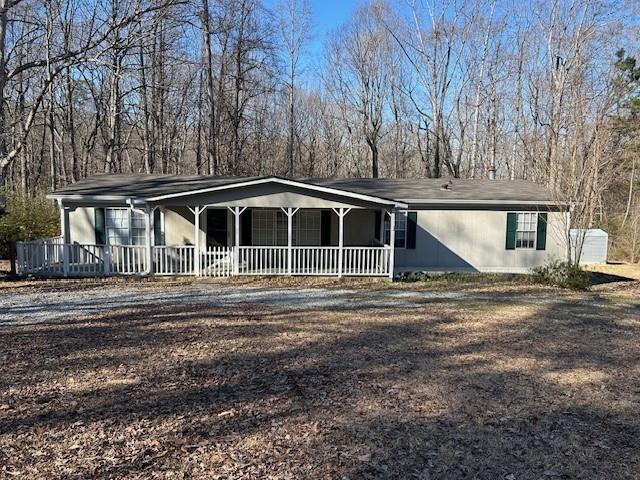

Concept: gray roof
[[50, 174, 557, 205]]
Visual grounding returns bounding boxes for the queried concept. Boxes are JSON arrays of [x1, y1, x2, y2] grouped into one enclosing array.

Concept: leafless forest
[[0, 0, 638, 260]]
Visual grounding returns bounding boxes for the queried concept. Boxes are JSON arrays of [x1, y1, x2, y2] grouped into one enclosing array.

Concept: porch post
[[146, 207, 153, 275], [332, 207, 351, 278], [58, 200, 69, 243], [59, 201, 69, 277], [388, 210, 396, 281], [104, 213, 110, 276], [338, 209, 344, 278], [229, 206, 247, 275], [281, 207, 299, 275], [194, 206, 202, 276]]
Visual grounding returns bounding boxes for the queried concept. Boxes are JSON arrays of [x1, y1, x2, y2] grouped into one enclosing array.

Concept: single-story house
[[17, 175, 569, 278]]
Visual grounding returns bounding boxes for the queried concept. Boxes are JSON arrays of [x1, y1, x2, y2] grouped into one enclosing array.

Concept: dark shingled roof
[[50, 174, 557, 204]]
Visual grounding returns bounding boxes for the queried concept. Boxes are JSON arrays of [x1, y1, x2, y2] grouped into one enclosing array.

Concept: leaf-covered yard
[[0, 278, 639, 479]]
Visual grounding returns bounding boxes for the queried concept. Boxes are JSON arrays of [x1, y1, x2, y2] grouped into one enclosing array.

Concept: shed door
[[207, 209, 228, 248]]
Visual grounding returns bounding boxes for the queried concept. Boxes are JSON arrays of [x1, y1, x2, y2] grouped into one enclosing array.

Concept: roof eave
[[47, 193, 136, 202], [402, 199, 568, 206]]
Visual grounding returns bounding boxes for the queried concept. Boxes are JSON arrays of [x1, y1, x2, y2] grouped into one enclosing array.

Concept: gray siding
[[394, 209, 567, 273]]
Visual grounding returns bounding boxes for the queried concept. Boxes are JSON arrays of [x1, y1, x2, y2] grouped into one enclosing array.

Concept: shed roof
[[50, 174, 559, 205]]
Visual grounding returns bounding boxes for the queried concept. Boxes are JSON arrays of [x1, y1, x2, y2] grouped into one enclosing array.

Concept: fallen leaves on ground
[[0, 282, 638, 479]]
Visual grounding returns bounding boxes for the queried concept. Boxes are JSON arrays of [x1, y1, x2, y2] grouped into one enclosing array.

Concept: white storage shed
[[569, 229, 608, 264]]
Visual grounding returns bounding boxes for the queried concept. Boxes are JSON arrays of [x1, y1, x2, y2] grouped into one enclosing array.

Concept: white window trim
[[106, 207, 146, 246], [514, 211, 538, 250], [384, 210, 412, 250]]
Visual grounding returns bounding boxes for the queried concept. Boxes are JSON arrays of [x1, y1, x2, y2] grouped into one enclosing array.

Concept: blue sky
[[263, 0, 358, 57]]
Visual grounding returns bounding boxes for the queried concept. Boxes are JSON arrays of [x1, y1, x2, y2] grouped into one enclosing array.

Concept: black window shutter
[[536, 213, 547, 250], [95, 207, 106, 245], [321, 210, 331, 246], [374, 211, 382, 241], [154, 209, 164, 246], [506, 212, 517, 250], [406, 211, 417, 249], [241, 208, 252, 246]]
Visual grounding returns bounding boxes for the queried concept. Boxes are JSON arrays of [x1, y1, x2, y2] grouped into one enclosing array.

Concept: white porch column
[[228, 206, 247, 275], [189, 206, 205, 276], [332, 207, 351, 278], [234, 207, 240, 275], [196, 206, 202, 276], [146, 208, 153, 275], [280, 207, 299, 275], [388, 210, 396, 281], [58, 200, 69, 243], [59, 201, 69, 277], [103, 211, 110, 276]]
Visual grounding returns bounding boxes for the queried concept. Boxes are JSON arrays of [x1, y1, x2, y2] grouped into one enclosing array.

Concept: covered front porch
[[17, 207, 396, 278], [19, 177, 406, 278]]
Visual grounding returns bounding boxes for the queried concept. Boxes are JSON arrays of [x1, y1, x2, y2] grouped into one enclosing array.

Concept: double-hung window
[[384, 211, 408, 248], [105, 208, 146, 245], [515, 212, 537, 249], [251, 209, 322, 246], [296, 210, 321, 246]]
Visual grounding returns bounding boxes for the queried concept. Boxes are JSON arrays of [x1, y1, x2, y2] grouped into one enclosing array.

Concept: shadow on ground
[[0, 292, 638, 479]]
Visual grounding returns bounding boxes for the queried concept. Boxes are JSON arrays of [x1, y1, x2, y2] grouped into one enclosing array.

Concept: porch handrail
[[17, 243, 392, 278]]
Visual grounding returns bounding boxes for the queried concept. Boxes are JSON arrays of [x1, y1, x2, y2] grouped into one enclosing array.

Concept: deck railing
[[16, 241, 391, 278], [238, 246, 289, 275], [153, 245, 195, 275], [200, 247, 234, 277]]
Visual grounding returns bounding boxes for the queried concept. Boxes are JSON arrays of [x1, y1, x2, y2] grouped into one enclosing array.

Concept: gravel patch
[[1, 282, 635, 325]]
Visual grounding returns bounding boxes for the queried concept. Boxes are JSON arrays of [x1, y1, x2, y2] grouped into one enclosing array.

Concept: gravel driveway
[[0, 283, 468, 325], [1, 280, 636, 325]]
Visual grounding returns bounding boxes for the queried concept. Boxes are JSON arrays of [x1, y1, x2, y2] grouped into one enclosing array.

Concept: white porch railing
[[108, 245, 149, 274], [238, 246, 288, 275], [16, 241, 391, 278], [291, 246, 339, 275], [200, 247, 234, 277], [16, 236, 64, 275], [154, 246, 195, 275], [342, 247, 392, 276], [237, 246, 391, 276]]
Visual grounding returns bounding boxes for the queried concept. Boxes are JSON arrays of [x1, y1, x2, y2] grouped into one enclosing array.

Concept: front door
[[207, 209, 228, 248]]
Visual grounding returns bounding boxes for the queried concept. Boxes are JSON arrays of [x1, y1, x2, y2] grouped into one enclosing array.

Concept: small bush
[[397, 271, 526, 284], [531, 260, 590, 290], [0, 191, 60, 259]]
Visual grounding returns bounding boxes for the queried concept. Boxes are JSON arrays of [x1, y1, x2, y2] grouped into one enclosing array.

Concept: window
[[384, 211, 408, 248], [296, 210, 321, 246], [251, 209, 322, 246], [253, 209, 276, 246], [106, 208, 146, 245], [516, 212, 537, 249]]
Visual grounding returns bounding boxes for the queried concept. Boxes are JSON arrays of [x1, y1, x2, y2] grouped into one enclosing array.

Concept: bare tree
[[277, 0, 311, 175]]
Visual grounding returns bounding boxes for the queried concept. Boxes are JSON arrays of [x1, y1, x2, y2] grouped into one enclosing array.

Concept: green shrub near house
[[0, 191, 60, 265], [531, 260, 591, 290]]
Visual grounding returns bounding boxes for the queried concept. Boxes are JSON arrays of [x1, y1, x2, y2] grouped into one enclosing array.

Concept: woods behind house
[[0, 0, 638, 261]]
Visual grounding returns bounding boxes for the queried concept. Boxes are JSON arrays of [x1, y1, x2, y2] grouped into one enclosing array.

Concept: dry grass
[[1, 281, 639, 479], [583, 262, 640, 281]]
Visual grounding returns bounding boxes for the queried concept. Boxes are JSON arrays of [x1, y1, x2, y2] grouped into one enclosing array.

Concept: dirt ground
[[0, 277, 639, 479]]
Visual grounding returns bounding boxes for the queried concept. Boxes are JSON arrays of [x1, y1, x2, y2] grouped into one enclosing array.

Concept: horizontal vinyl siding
[[394, 209, 567, 273]]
